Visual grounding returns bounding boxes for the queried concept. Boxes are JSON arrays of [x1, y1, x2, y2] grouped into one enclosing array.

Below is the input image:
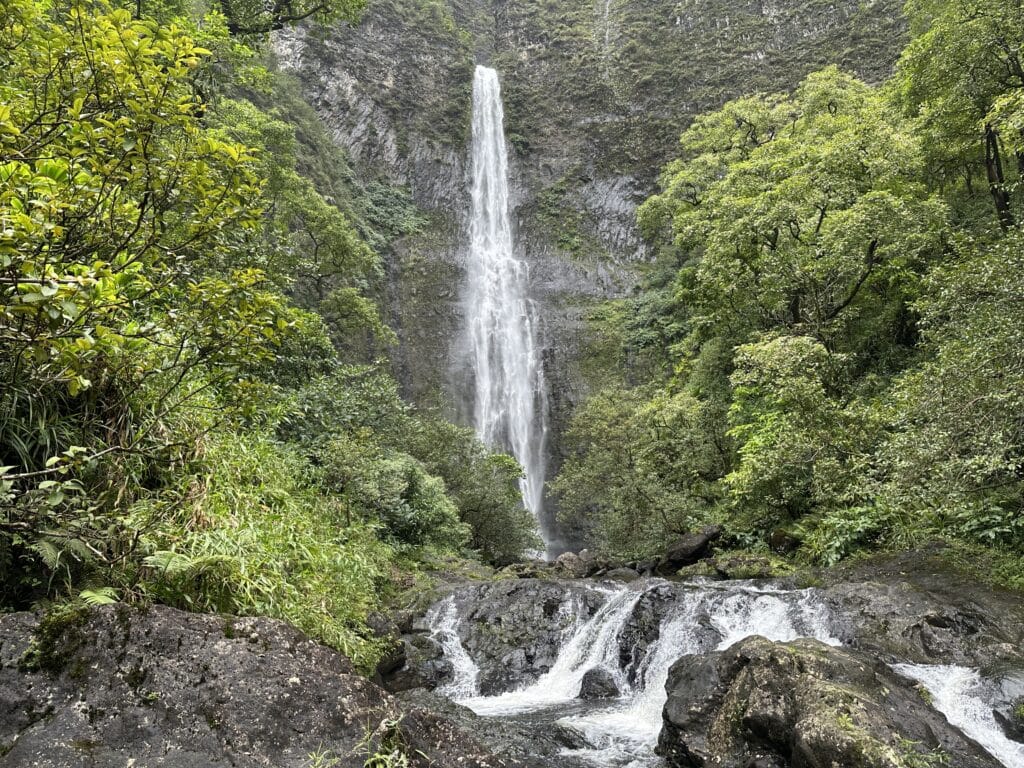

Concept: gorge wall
[[273, 0, 907, 525]]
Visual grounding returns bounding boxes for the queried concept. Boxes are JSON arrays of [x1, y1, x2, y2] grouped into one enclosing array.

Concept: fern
[[79, 587, 118, 605]]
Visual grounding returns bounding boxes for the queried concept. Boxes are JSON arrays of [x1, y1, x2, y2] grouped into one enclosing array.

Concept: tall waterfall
[[465, 65, 549, 550]]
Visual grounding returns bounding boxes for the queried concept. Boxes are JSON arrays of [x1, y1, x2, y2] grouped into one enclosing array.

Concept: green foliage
[[0, 0, 534, 670], [142, 432, 397, 670], [896, 0, 1024, 230], [405, 419, 539, 565], [214, 0, 366, 35], [279, 366, 536, 562], [563, 37, 1024, 572], [0, 0, 287, 604]]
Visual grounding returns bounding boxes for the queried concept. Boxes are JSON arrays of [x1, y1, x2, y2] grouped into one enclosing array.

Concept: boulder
[[394, 689, 591, 768], [0, 605, 512, 768], [824, 578, 1024, 667], [554, 552, 588, 578], [578, 668, 620, 699], [657, 526, 722, 575], [657, 635, 1003, 768], [711, 553, 793, 580], [994, 695, 1024, 743], [382, 634, 452, 693], [434, 580, 603, 695]]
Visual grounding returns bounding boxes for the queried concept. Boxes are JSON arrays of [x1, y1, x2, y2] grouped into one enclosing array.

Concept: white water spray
[[465, 65, 549, 550], [427, 582, 1020, 768], [460, 585, 645, 716], [428, 596, 480, 699], [894, 664, 1024, 768]]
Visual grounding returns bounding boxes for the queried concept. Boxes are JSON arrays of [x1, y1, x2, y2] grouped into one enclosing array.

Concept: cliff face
[[274, 0, 906, 524]]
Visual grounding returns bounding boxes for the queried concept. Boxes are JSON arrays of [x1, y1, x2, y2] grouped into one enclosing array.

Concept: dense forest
[[0, 0, 538, 670], [1, 0, 1023, 683], [556, 0, 1024, 581]]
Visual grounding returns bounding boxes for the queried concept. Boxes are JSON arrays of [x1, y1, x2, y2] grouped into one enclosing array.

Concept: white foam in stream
[[894, 664, 1024, 768], [430, 581, 841, 767], [458, 585, 646, 716], [428, 597, 480, 699], [428, 584, 1021, 768], [559, 584, 841, 763]]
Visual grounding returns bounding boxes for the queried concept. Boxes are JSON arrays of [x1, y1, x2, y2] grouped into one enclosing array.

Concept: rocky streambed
[[2, 556, 1023, 768], [382, 561, 1024, 768]]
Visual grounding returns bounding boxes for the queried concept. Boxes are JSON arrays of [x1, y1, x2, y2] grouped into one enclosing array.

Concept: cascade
[[894, 664, 1024, 768], [464, 65, 551, 553], [428, 580, 842, 767], [427, 596, 480, 699], [426, 581, 1021, 768]]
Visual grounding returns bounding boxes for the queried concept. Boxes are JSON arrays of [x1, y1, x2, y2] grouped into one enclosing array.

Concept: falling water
[[893, 664, 1024, 768], [428, 596, 480, 699], [459, 585, 645, 715], [429, 580, 842, 767], [465, 65, 549, 551]]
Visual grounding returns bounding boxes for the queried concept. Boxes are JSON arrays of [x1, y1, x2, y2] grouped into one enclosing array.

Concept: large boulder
[[394, 690, 591, 768], [396, 580, 604, 696], [0, 605, 513, 768], [658, 635, 1003, 768], [657, 526, 722, 575], [823, 578, 1024, 668]]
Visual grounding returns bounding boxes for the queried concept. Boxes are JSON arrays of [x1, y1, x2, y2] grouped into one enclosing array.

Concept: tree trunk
[[985, 123, 1015, 231]]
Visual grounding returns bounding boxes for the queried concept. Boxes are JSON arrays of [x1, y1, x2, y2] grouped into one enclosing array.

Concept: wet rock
[[395, 689, 593, 767], [578, 668, 620, 699], [824, 578, 1024, 667], [658, 636, 1003, 768], [657, 526, 722, 575], [710, 553, 793, 580], [603, 567, 640, 583], [498, 561, 553, 579], [443, 580, 602, 694], [616, 582, 678, 685], [994, 694, 1024, 743], [383, 634, 452, 693], [676, 560, 721, 580], [554, 552, 588, 579], [0, 605, 514, 768]]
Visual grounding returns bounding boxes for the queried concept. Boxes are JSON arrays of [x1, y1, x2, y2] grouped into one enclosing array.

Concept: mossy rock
[[19, 602, 91, 674]]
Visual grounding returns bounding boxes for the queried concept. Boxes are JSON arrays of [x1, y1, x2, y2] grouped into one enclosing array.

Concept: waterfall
[[428, 596, 480, 699], [559, 583, 840, 758], [431, 580, 841, 766], [893, 664, 1024, 768], [465, 64, 550, 552], [459, 584, 646, 716]]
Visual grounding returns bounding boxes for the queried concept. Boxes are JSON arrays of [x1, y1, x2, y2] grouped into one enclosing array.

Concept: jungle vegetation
[[555, 0, 1024, 586]]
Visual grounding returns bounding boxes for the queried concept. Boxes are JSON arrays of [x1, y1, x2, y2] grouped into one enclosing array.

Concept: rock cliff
[[273, 0, 908, 522]]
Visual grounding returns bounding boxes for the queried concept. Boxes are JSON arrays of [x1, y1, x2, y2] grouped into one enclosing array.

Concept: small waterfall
[[893, 664, 1024, 768], [464, 65, 550, 552], [434, 581, 840, 767], [560, 583, 840, 759], [427, 582, 1021, 768], [428, 596, 480, 699], [460, 584, 646, 716]]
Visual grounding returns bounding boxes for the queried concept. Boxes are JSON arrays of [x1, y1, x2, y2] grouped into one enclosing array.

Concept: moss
[[676, 560, 718, 579], [1013, 699, 1024, 722], [19, 602, 91, 674]]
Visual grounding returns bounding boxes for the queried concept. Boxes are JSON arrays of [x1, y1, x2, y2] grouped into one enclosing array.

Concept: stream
[[425, 579, 1024, 768]]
